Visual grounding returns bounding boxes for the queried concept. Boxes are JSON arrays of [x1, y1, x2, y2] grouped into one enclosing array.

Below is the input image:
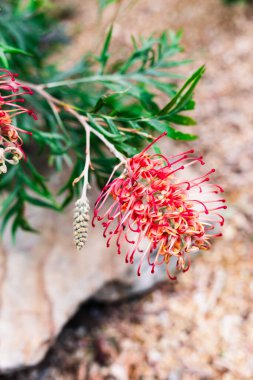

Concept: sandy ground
[[2, 0, 253, 379]]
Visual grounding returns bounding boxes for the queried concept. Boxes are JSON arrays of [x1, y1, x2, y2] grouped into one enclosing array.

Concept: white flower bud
[[73, 198, 90, 250]]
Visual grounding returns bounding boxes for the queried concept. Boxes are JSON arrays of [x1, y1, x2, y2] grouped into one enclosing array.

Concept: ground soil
[[2, 0, 253, 379]]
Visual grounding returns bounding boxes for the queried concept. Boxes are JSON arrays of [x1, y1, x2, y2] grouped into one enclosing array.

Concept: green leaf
[[162, 114, 196, 126], [147, 119, 197, 140], [98, 25, 113, 73], [92, 89, 126, 113], [0, 43, 32, 56], [166, 128, 197, 141], [158, 65, 205, 116], [12, 215, 38, 241], [102, 116, 120, 135], [0, 166, 19, 191], [88, 113, 124, 141], [24, 193, 61, 210], [1, 202, 18, 234], [0, 188, 19, 217], [0, 51, 9, 68]]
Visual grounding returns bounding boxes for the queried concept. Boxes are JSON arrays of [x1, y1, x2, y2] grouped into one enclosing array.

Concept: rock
[[0, 189, 167, 373], [109, 364, 128, 380]]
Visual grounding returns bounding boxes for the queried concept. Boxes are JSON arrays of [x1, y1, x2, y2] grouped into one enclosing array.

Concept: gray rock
[[0, 189, 167, 372]]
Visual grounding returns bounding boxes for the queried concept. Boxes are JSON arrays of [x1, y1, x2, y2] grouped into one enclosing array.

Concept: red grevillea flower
[[93, 133, 226, 280], [0, 68, 37, 173]]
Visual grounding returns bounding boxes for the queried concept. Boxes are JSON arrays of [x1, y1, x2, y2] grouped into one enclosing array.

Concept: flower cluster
[[93, 133, 226, 279], [0, 69, 36, 174], [73, 198, 90, 250]]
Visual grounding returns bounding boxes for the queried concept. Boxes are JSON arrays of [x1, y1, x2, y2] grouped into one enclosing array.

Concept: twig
[[117, 126, 155, 139], [67, 107, 126, 163], [92, 119, 154, 140], [37, 74, 127, 90], [72, 117, 90, 199]]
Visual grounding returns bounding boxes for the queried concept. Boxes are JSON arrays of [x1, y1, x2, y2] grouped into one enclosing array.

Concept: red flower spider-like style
[[93, 133, 226, 280], [0, 68, 37, 174]]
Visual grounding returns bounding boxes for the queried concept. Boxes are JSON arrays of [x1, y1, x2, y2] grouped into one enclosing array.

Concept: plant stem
[[67, 107, 126, 163], [20, 81, 126, 163], [70, 111, 91, 198], [81, 125, 90, 199], [39, 74, 127, 89], [37, 72, 175, 90]]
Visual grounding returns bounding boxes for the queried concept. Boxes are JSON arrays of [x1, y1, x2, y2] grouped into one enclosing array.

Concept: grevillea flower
[[93, 133, 226, 279], [0, 68, 36, 173]]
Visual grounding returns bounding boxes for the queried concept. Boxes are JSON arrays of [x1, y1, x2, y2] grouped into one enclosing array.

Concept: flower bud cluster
[[73, 198, 90, 250], [0, 69, 36, 174]]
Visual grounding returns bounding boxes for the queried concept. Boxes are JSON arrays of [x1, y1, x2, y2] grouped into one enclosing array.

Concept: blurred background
[[1, 0, 253, 379]]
